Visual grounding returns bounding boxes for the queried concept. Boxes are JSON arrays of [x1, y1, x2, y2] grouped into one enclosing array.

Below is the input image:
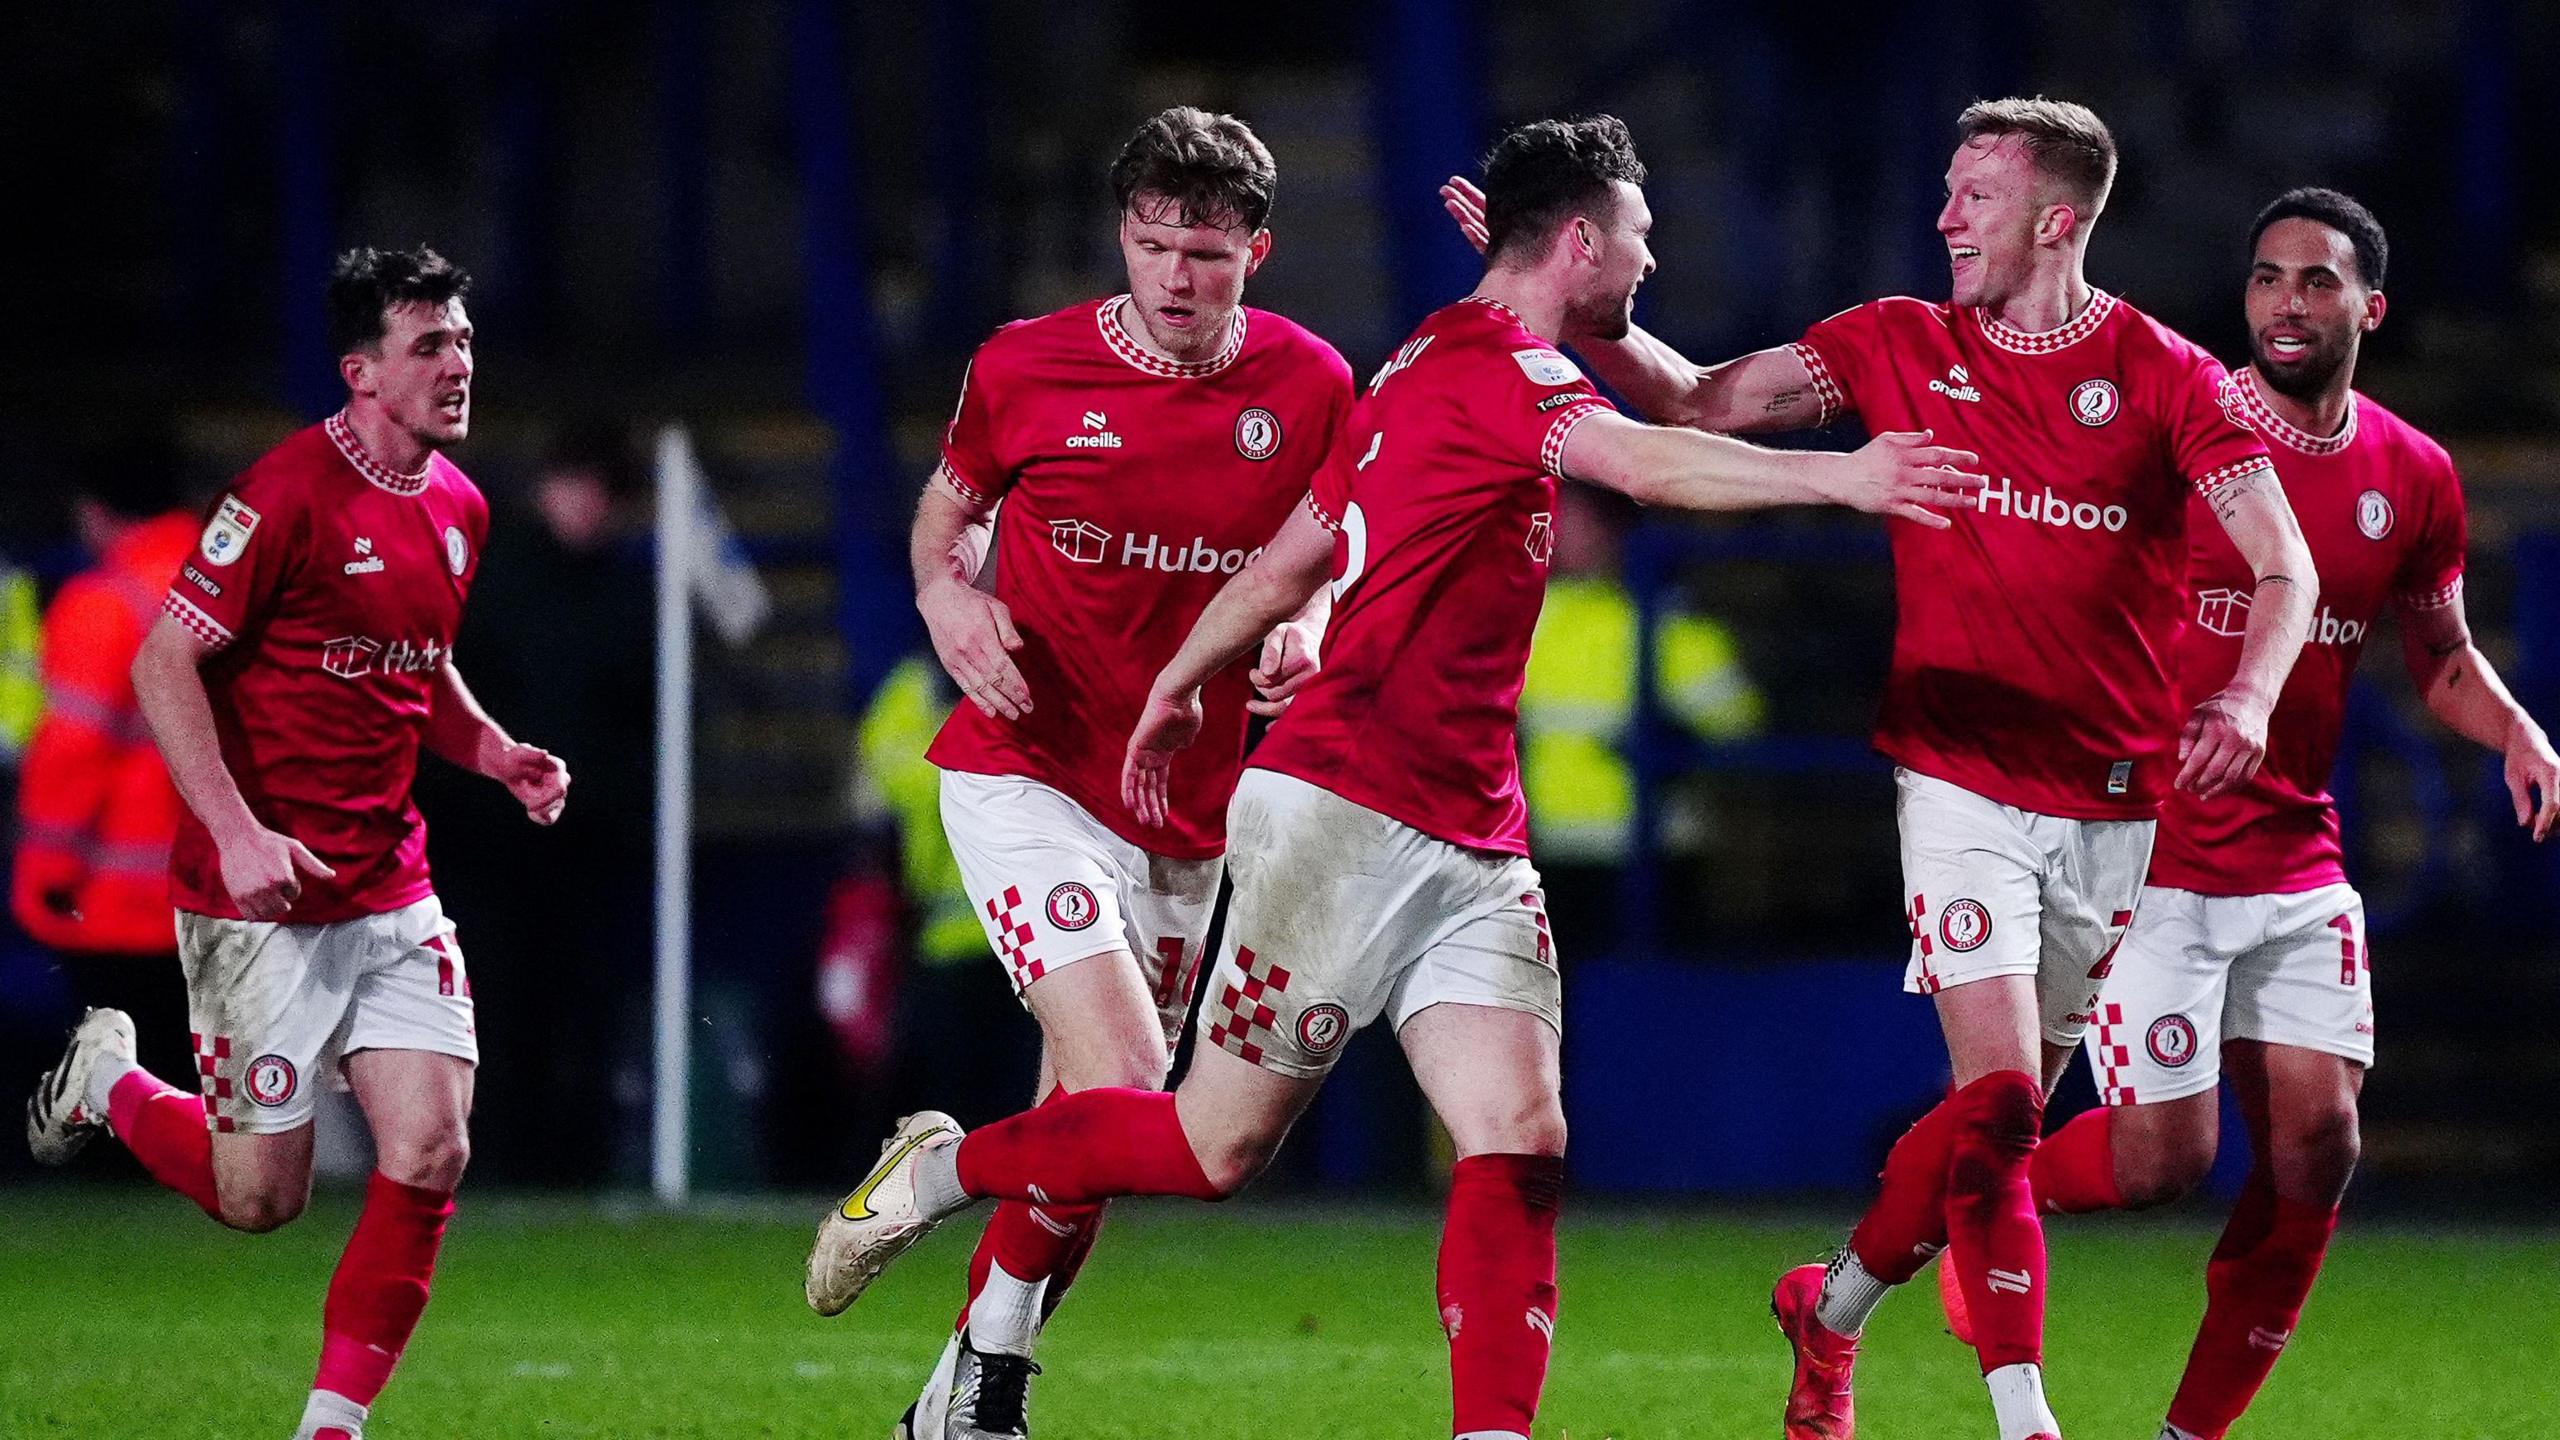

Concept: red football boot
[[1772, 1263, 1860, 1440]]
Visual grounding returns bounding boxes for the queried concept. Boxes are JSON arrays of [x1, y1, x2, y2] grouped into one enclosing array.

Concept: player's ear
[[1569, 216, 1598, 265], [2036, 202, 2080, 248], [2361, 288, 2387, 333], [338, 349, 372, 397], [1245, 228, 1272, 276]]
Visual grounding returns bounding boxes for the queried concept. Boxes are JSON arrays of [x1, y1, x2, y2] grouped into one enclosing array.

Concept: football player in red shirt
[[807, 115, 1983, 1440], [1440, 99, 2320, 1440], [1944, 189, 2557, 1440], [25, 247, 568, 1440], [843, 108, 1354, 1440]]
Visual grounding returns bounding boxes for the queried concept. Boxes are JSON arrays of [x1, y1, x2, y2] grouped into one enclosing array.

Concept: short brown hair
[[1956, 97, 2117, 221], [1109, 107, 1277, 232]]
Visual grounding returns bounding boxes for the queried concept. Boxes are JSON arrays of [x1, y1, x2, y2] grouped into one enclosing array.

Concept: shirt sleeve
[[2396, 448, 2468, 613], [1301, 352, 1359, 530], [1474, 343, 1615, 476], [935, 334, 1016, 512], [1790, 302, 1886, 428], [2166, 355, 2276, 502], [163, 476, 299, 652]]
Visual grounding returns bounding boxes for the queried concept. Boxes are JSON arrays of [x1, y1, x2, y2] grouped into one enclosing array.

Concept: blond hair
[[1957, 97, 2117, 220]]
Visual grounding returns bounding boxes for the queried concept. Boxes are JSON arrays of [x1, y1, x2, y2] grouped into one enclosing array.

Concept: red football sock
[[1438, 1153, 1564, 1439], [108, 1069, 221, 1219], [2165, 1180, 2336, 1439], [2031, 1104, 2125, 1215], [1943, 1070, 2047, 1373], [1848, 1097, 1957, 1283], [955, 1088, 1222, 1204], [951, 1200, 1107, 1336], [312, 1172, 454, 1407]]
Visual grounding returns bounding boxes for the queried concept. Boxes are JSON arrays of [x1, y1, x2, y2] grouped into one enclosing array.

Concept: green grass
[[1, 1185, 2551, 1438]]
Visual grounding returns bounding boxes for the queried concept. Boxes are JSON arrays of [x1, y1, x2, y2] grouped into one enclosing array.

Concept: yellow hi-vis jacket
[[1521, 576, 1762, 864], [856, 657, 985, 967]]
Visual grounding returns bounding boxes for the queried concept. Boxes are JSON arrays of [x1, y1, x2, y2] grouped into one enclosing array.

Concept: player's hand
[[2506, 724, 2559, 841], [920, 575, 1031, 720], [1440, 176, 1490, 255], [216, 824, 337, 922], [1834, 430, 1988, 529], [1248, 622, 1322, 718], [491, 741, 571, 825], [2177, 688, 2271, 798], [1122, 683, 1206, 829]]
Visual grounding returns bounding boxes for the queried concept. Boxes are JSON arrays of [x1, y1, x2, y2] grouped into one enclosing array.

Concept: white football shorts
[[939, 769, 1222, 1047], [1895, 767, 2156, 1049], [175, 893, 476, 1135], [2085, 881, 2374, 1106], [1198, 768, 1560, 1081]]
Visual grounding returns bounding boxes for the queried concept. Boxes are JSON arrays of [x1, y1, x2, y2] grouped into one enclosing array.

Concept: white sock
[[911, 1142, 970, 1220], [967, 1261, 1049, 1358], [84, 1050, 140, 1119], [1985, 1362, 2058, 1440], [2159, 1425, 2204, 1440], [1813, 1247, 1894, 1337], [293, 1388, 368, 1439]]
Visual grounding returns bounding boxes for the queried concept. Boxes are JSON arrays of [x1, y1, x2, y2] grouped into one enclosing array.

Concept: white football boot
[[893, 1332, 962, 1440], [26, 1007, 136, 1165], [807, 1110, 964, 1316], [896, 1330, 1041, 1440]]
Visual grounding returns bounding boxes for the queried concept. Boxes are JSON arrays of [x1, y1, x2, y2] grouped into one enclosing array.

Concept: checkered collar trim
[[2234, 366, 2356, 456], [325, 411, 432, 496], [1097, 295, 1246, 378], [1463, 295, 1526, 325], [1974, 289, 2116, 356]]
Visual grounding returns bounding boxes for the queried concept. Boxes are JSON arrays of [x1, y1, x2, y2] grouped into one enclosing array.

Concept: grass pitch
[[1, 1184, 2550, 1438]]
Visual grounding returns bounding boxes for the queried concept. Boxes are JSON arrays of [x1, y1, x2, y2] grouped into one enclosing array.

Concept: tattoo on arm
[[1763, 387, 1807, 415]]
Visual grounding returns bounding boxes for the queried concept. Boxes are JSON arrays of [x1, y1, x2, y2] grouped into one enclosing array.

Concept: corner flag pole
[[652, 424, 697, 1205]]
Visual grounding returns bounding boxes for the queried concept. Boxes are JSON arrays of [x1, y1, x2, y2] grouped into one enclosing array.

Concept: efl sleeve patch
[[198, 495, 260, 567], [1512, 348, 1584, 386]]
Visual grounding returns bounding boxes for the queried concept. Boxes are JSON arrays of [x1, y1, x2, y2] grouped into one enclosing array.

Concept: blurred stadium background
[[3, 2, 2556, 1435]]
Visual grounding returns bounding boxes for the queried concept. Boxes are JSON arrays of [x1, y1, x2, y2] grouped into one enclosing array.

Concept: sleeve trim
[[1303, 489, 1341, 533], [935, 460, 992, 510], [2191, 456, 2275, 501], [1540, 401, 1608, 477], [2399, 573, 2465, 612], [1787, 342, 1844, 427], [163, 593, 233, 651]]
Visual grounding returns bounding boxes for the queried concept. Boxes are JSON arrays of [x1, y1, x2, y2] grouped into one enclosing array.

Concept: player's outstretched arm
[[427, 659, 570, 826], [1439, 176, 1821, 434], [1248, 577, 1330, 719], [912, 477, 1029, 720], [130, 614, 336, 919], [1123, 502, 1335, 827], [2400, 591, 2558, 840], [1558, 410, 1984, 524], [2180, 469, 2319, 799]]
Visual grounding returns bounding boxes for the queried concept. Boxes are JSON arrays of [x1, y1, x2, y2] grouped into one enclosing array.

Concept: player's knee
[[378, 1127, 471, 1191], [2279, 1102, 2360, 1204], [2117, 1123, 2216, 1210], [219, 1186, 308, 1234], [1190, 1130, 1284, 1199], [1452, 1096, 1567, 1160]]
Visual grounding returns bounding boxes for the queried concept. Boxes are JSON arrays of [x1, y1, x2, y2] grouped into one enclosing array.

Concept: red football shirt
[[1793, 292, 2275, 819], [162, 413, 488, 923], [925, 296, 1353, 859], [2149, 370, 2466, 895], [1250, 297, 1615, 855]]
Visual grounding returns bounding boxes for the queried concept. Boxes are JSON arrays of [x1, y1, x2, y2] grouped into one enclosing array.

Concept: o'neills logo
[[1975, 477, 2129, 533]]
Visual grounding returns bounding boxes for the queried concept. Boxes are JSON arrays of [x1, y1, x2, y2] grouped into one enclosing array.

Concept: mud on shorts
[[939, 769, 1223, 1049], [2085, 881, 2374, 1106], [175, 893, 476, 1135], [1895, 767, 2156, 1050], [1197, 769, 1560, 1081]]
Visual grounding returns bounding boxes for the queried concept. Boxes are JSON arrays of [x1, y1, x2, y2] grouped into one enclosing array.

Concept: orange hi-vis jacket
[[12, 512, 195, 955]]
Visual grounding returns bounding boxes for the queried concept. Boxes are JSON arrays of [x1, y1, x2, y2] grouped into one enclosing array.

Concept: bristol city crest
[[2147, 1014, 2199, 1068], [1045, 882, 1098, 932], [2068, 379, 2120, 428], [2356, 489, 2394, 541], [1938, 899, 1993, 953], [1234, 407, 1282, 461], [444, 525, 470, 576], [1296, 1003, 1350, 1056], [244, 1054, 299, 1108]]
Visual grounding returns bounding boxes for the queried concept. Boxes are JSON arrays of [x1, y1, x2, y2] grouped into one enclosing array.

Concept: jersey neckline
[[1096, 295, 1248, 379], [325, 411, 433, 497], [2231, 365, 2358, 457], [1973, 289, 2117, 356]]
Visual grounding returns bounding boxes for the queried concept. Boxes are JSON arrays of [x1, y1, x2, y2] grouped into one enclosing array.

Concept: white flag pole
[[651, 424, 697, 1205]]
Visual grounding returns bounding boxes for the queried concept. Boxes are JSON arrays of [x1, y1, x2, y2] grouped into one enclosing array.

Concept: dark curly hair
[[1109, 107, 1277, 232], [1480, 115, 1648, 267], [2250, 187, 2387, 290], [326, 246, 471, 356]]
